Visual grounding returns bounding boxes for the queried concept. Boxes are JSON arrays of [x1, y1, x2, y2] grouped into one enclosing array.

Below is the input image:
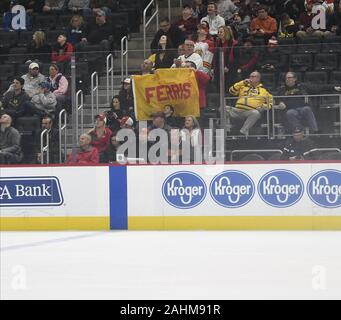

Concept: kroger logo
[[258, 170, 304, 208], [307, 170, 341, 208], [0, 177, 64, 207], [162, 171, 207, 209], [210, 171, 255, 208]]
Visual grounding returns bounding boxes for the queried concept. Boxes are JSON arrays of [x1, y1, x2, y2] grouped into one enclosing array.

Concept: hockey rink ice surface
[[1, 231, 341, 300]]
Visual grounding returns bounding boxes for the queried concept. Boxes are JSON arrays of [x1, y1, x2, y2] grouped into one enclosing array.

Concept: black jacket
[[281, 137, 316, 160], [150, 25, 186, 54], [276, 84, 308, 110]]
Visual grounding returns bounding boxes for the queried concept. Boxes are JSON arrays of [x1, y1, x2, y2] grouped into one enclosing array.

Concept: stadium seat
[[17, 31, 34, 47], [278, 38, 297, 54], [0, 79, 11, 95], [289, 53, 313, 71], [261, 73, 277, 91], [314, 53, 339, 71], [34, 15, 57, 30], [5, 47, 27, 64], [0, 64, 16, 80], [304, 71, 328, 84], [330, 71, 341, 85], [57, 15, 73, 29], [297, 37, 321, 54], [0, 31, 19, 48], [15, 116, 40, 136], [321, 36, 341, 54], [240, 153, 265, 161]]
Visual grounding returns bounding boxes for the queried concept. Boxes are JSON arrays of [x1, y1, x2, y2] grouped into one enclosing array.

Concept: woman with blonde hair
[[180, 115, 202, 162], [213, 25, 239, 88], [26, 31, 51, 63]]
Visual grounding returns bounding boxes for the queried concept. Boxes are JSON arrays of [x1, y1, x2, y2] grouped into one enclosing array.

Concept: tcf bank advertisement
[[126, 163, 341, 230], [0, 166, 110, 230]]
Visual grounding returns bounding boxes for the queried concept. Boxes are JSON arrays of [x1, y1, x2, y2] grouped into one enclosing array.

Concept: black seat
[[321, 36, 341, 54], [314, 53, 338, 71], [240, 153, 265, 161], [304, 71, 328, 84], [330, 71, 341, 85], [278, 38, 297, 54], [15, 116, 40, 136], [0, 64, 16, 80], [58, 15, 73, 29], [34, 15, 57, 30], [0, 79, 11, 95], [297, 37, 321, 54], [5, 47, 27, 64], [261, 73, 276, 91], [289, 53, 313, 71], [0, 31, 19, 48], [17, 31, 34, 47]]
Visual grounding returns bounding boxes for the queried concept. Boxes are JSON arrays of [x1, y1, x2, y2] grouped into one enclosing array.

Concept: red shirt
[[90, 128, 113, 154], [195, 71, 210, 108], [67, 147, 99, 165]]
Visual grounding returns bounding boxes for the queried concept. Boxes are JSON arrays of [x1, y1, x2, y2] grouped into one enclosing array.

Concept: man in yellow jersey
[[228, 71, 273, 135]]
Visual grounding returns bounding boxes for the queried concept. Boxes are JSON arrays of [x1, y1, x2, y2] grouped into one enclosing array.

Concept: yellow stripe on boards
[[0, 217, 110, 231], [128, 216, 341, 231]]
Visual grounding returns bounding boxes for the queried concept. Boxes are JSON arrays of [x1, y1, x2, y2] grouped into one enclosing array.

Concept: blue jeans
[[286, 106, 318, 132]]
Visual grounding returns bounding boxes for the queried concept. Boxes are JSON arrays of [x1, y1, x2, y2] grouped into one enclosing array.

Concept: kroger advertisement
[[0, 167, 110, 219], [127, 164, 341, 217]]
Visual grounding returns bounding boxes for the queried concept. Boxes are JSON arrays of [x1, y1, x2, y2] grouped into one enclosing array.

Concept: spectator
[[171, 39, 204, 71], [164, 105, 183, 129], [278, 13, 298, 38], [5, 62, 45, 98], [84, 10, 113, 53], [228, 71, 273, 135], [200, 2, 225, 36], [20, 0, 44, 14], [250, 5, 277, 42], [194, 23, 215, 74], [90, 0, 117, 15], [276, 72, 318, 134], [150, 17, 186, 54], [296, 2, 326, 38], [0, 113, 23, 164], [118, 78, 134, 117], [0, 77, 30, 122], [258, 37, 285, 73], [216, 0, 239, 21], [119, 116, 134, 130], [326, 1, 341, 36], [65, 15, 88, 47], [214, 25, 239, 88], [51, 34, 73, 74], [26, 31, 51, 64], [42, 0, 66, 13], [140, 59, 154, 75], [235, 38, 259, 79], [30, 81, 57, 118], [34, 116, 60, 164], [178, 43, 186, 56], [180, 115, 202, 162], [101, 134, 121, 163], [148, 35, 177, 70], [230, 12, 251, 42], [281, 127, 316, 160], [191, 0, 207, 20], [87, 114, 112, 161], [105, 95, 123, 133], [67, 0, 91, 14], [176, 4, 199, 36], [67, 133, 99, 165], [46, 64, 69, 106]]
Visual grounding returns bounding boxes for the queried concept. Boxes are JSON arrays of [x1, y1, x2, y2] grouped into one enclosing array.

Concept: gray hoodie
[[31, 91, 57, 113]]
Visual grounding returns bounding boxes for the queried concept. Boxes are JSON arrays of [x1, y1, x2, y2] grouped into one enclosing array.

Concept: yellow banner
[[132, 68, 200, 120]]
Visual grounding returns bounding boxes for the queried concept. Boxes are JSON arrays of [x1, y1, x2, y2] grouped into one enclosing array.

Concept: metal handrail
[[59, 109, 67, 164], [143, 0, 159, 58], [106, 53, 114, 104], [76, 90, 84, 139], [91, 71, 98, 120], [303, 148, 341, 156], [121, 36, 128, 83], [230, 149, 283, 161], [40, 129, 49, 165]]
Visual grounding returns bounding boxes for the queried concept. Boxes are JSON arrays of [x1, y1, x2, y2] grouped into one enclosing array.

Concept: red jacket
[[89, 128, 113, 154], [67, 147, 99, 165], [195, 71, 210, 108]]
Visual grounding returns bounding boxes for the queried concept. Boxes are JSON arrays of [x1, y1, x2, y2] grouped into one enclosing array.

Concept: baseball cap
[[96, 9, 106, 17], [120, 116, 134, 127], [29, 62, 40, 69], [39, 81, 51, 90]]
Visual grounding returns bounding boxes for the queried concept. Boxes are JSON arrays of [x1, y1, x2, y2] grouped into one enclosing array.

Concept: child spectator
[[51, 34, 73, 74]]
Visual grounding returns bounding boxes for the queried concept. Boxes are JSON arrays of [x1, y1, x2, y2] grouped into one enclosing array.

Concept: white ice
[[1, 231, 341, 300]]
